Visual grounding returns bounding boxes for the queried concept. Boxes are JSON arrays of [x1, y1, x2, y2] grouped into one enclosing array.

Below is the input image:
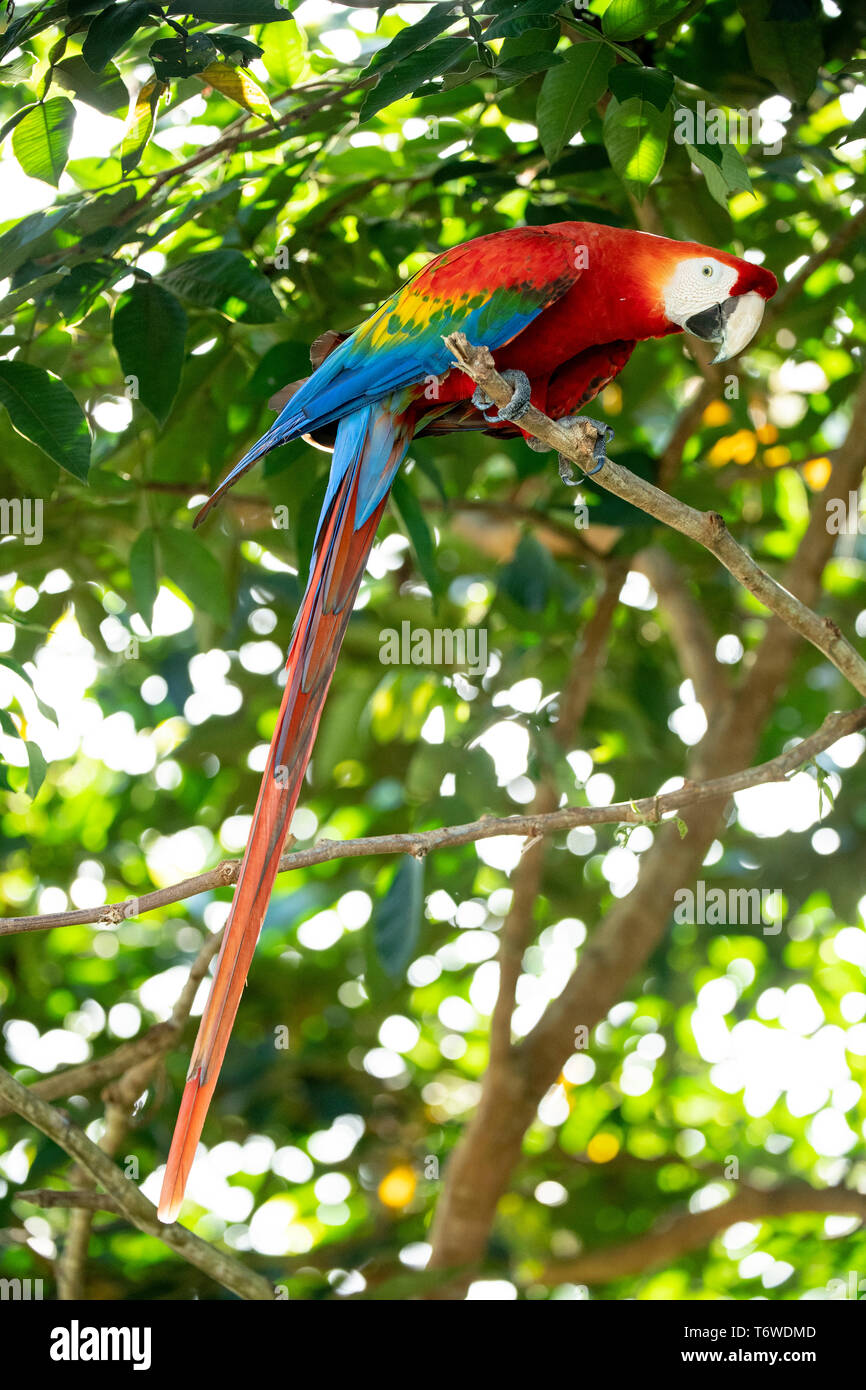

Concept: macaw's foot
[[471, 369, 532, 424], [555, 415, 615, 485]]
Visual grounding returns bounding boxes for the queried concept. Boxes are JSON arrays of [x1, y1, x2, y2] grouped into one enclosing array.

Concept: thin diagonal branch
[[443, 333, 866, 699], [0, 1063, 274, 1301], [541, 1182, 866, 1286], [21, 1189, 124, 1213], [1, 705, 862, 939]]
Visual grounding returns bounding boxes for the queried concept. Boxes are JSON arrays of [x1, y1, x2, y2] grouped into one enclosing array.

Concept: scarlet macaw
[[158, 221, 777, 1222]]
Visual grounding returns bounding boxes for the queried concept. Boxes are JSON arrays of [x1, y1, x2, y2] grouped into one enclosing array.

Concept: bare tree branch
[[443, 333, 866, 700], [1, 706, 861, 939], [541, 1183, 866, 1285], [0, 1063, 274, 1301], [49, 925, 226, 1297], [21, 1189, 124, 1213]]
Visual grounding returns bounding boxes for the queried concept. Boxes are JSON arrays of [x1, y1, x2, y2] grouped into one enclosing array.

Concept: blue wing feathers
[[194, 226, 583, 529]]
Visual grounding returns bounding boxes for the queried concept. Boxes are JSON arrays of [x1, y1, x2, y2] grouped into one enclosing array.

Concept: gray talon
[[559, 453, 580, 486], [490, 369, 532, 422], [554, 414, 614, 483], [474, 369, 532, 424]]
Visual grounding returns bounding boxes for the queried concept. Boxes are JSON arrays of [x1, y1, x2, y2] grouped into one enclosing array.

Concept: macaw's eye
[[702, 264, 714, 278]]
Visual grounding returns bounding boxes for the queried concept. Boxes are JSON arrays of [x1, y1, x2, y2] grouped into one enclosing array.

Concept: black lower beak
[[684, 299, 736, 343]]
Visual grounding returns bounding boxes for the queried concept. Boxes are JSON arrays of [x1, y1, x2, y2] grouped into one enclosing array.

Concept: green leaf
[[12, 98, 75, 186], [480, 0, 562, 41], [414, 451, 449, 506], [72, 185, 136, 233], [737, 0, 822, 104], [197, 59, 272, 118], [602, 0, 693, 42], [0, 658, 57, 726], [0, 655, 30, 682], [169, 0, 290, 21], [53, 261, 121, 322], [149, 33, 219, 81], [0, 207, 74, 278], [209, 31, 264, 66], [603, 92, 671, 201], [120, 76, 165, 174], [160, 248, 281, 323], [494, 49, 563, 82], [236, 165, 298, 242], [0, 53, 35, 83], [392, 473, 442, 599], [129, 527, 159, 628], [82, 0, 153, 73], [363, 3, 459, 75], [0, 657, 45, 720], [246, 339, 311, 398], [536, 41, 614, 165], [717, 142, 754, 194], [53, 56, 130, 114], [159, 525, 231, 624], [0, 360, 91, 480], [498, 21, 559, 67], [837, 109, 866, 147], [360, 36, 474, 121], [371, 855, 425, 981], [24, 740, 47, 799], [608, 65, 673, 111], [0, 102, 34, 143], [256, 19, 304, 86], [499, 532, 556, 611], [0, 269, 67, 320], [685, 143, 730, 207], [685, 140, 753, 206], [112, 279, 188, 426]]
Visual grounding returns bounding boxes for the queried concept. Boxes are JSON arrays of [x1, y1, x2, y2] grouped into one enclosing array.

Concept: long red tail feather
[[158, 460, 392, 1223]]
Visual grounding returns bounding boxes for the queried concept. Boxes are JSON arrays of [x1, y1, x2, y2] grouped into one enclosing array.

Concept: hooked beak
[[683, 290, 766, 364]]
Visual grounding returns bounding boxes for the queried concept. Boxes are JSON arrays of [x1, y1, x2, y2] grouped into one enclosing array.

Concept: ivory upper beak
[[711, 290, 766, 364]]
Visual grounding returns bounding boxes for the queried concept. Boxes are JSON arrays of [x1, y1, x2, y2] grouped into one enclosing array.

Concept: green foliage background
[[0, 0, 865, 1300]]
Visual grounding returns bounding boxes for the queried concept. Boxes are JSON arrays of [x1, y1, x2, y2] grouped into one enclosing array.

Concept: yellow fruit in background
[[587, 1133, 620, 1164], [378, 1165, 417, 1209], [702, 400, 731, 427]]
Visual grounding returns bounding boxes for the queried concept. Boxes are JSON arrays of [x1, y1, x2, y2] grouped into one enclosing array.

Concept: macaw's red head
[[652, 238, 778, 363]]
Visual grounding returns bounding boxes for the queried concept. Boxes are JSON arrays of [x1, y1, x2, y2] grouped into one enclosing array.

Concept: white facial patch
[[662, 257, 739, 327]]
